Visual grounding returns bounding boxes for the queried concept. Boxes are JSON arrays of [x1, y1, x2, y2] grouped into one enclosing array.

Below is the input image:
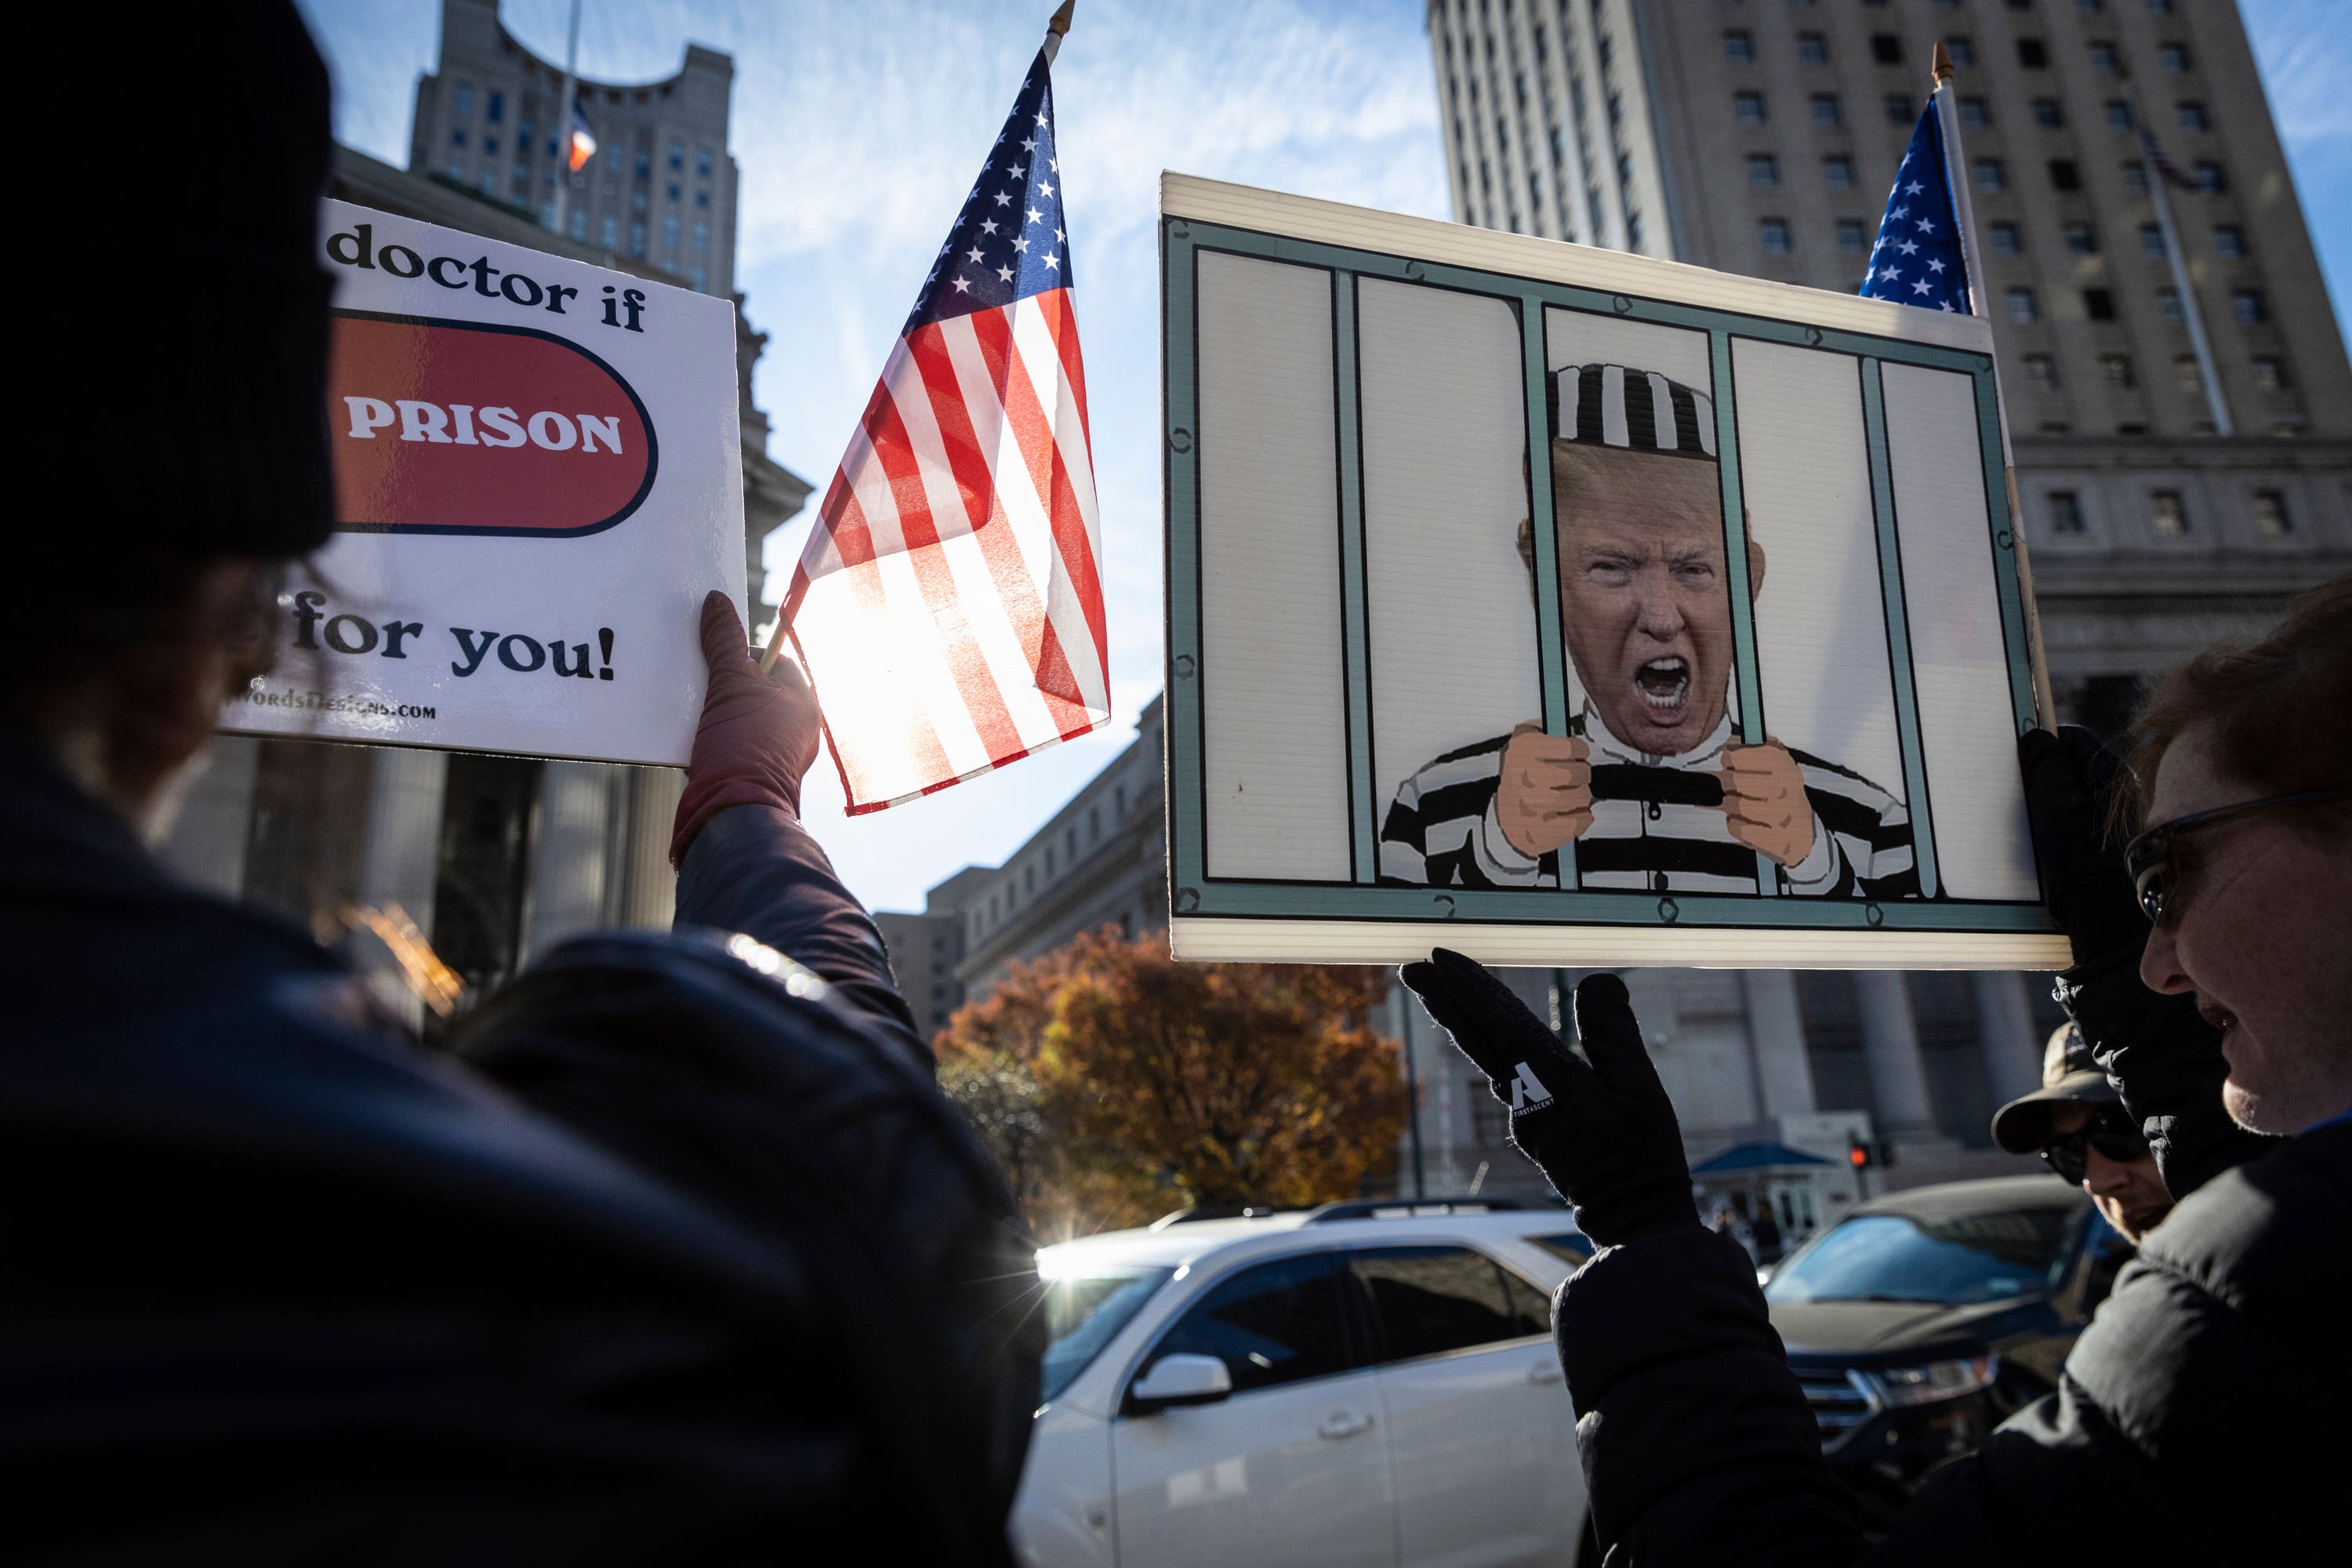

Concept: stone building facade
[[160, 5, 808, 1020]]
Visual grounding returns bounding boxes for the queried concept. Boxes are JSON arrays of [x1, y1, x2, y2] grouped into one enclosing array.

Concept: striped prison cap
[[1548, 363, 1716, 461]]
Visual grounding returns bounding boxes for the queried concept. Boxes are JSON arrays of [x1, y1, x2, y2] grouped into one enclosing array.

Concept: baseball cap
[[1548, 364, 1718, 461], [1990, 1024, 2118, 1155]]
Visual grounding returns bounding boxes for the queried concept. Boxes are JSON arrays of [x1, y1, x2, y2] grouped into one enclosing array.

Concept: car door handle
[[1527, 1361, 1565, 1385], [1318, 1410, 1375, 1440]]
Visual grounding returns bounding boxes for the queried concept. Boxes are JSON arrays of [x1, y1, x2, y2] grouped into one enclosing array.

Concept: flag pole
[[550, 0, 583, 239], [758, 0, 1078, 674], [1931, 41, 2056, 731], [2136, 114, 2234, 435]]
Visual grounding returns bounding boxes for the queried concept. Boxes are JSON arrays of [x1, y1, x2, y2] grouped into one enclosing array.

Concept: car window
[[1040, 1266, 1174, 1404], [1764, 1207, 2077, 1307], [1528, 1232, 1592, 1268], [1148, 1251, 1353, 1396], [1351, 1245, 1546, 1363]]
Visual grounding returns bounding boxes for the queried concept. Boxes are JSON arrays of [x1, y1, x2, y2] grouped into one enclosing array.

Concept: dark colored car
[[1763, 1174, 2132, 1526]]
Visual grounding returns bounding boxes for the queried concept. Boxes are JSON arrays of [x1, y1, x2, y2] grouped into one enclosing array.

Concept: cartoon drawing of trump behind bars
[[1378, 363, 1919, 898]]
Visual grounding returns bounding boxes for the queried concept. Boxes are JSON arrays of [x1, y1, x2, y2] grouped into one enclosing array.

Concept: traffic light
[[1849, 1138, 1871, 1171]]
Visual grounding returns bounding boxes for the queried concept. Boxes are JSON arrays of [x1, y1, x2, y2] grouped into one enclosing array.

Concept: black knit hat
[[1547, 364, 1718, 461], [31, 3, 336, 562]]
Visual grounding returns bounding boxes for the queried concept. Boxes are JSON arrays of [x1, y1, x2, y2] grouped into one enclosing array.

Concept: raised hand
[[1715, 740, 1817, 867], [1496, 723, 1595, 860], [668, 591, 825, 864], [1400, 949, 1697, 1247]]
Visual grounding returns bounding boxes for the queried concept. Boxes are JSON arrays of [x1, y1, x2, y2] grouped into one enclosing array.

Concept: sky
[[299, 0, 2347, 916]]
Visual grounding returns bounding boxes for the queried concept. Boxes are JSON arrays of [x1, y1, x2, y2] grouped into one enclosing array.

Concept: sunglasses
[[2122, 789, 2349, 926], [2039, 1104, 2148, 1186]]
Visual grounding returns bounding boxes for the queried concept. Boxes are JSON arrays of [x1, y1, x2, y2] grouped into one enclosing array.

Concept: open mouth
[[1634, 657, 1691, 721]]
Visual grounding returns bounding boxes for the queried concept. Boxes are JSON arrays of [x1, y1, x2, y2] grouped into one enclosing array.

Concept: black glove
[[2016, 725, 2144, 968], [1400, 949, 1696, 1247]]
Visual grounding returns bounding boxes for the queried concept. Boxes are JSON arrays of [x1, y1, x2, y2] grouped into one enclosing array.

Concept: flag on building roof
[[780, 39, 1107, 814], [2139, 127, 2199, 191], [566, 101, 597, 172], [1860, 103, 1969, 314]]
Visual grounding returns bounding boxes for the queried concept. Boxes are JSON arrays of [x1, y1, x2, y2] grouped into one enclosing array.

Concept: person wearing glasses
[[1992, 1024, 2172, 1243], [1400, 574, 2348, 1564]]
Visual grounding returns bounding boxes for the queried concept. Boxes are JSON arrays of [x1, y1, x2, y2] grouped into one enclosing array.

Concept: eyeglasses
[[2039, 1104, 2148, 1186], [2122, 789, 2348, 926]]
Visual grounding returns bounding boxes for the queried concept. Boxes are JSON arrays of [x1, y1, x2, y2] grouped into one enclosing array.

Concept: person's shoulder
[[2136, 1120, 2350, 1294], [1785, 747, 1902, 811], [1393, 733, 1514, 804]]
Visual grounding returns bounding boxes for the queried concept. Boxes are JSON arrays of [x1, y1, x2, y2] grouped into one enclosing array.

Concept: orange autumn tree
[[935, 928, 1407, 1238]]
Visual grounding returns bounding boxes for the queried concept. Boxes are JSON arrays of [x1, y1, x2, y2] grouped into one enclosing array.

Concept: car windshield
[[1764, 1207, 2077, 1307], [1038, 1265, 1174, 1404]]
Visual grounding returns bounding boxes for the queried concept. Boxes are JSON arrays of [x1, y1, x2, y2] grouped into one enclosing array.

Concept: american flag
[[1860, 103, 1969, 314], [781, 42, 1108, 814], [2140, 127, 2201, 191]]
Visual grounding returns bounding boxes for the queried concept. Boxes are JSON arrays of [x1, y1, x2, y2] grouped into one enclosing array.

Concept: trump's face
[[1549, 444, 1742, 758]]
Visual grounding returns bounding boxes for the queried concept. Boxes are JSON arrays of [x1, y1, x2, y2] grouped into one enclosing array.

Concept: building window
[[2252, 490, 2293, 537], [2019, 38, 2049, 69], [2008, 287, 2040, 323], [2252, 356, 2288, 393], [662, 212, 681, 246], [2140, 223, 2165, 256], [1871, 34, 1904, 66], [487, 91, 504, 123], [2231, 290, 2266, 325], [1947, 37, 1974, 67], [1799, 33, 1828, 64], [666, 182, 681, 202], [2086, 290, 2119, 323], [2195, 162, 2226, 194], [454, 82, 475, 117], [696, 190, 710, 209], [691, 266, 707, 292], [1975, 158, 2007, 191], [1961, 96, 1991, 128], [2174, 354, 2202, 391], [2105, 100, 2135, 131], [484, 135, 500, 156], [452, 128, 468, 147], [2049, 158, 2082, 191], [601, 215, 618, 248], [2065, 223, 2100, 254], [1734, 91, 1766, 125], [1724, 30, 1755, 61], [697, 147, 713, 178], [2149, 491, 2188, 536], [1760, 218, 1792, 253], [1991, 221, 2023, 255], [1823, 155, 1855, 189], [2088, 41, 2119, 74], [1837, 218, 1867, 254], [568, 208, 587, 240], [2177, 101, 2209, 133], [2124, 162, 2151, 194], [2100, 350, 2132, 384], [629, 220, 646, 256], [668, 140, 684, 172], [2025, 353, 2059, 390], [2212, 224, 2245, 259], [692, 220, 709, 252], [2048, 491, 2085, 534], [2158, 287, 2182, 322], [1747, 154, 1780, 187], [2033, 97, 2064, 129], [1812, 93, 1842, 127], [1886, 93, 1914, 125], [2159, 42, 2191, 73]]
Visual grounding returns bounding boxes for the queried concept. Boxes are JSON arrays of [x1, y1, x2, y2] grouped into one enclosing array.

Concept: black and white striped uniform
[[1377, 710, 1918, 899]]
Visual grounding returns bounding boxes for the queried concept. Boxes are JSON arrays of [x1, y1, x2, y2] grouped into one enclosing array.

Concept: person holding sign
[[1378, 364, 1917, 899], [7, 8, 1037, 1560]]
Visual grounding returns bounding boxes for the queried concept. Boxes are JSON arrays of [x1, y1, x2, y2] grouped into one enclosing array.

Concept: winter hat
[[31, 2, 336, 562]]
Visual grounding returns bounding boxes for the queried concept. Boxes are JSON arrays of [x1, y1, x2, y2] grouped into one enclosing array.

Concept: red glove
[[669, 591, 822, 865]]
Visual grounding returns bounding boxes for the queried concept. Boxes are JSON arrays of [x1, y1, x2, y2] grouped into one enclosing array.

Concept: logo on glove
[[1510, 1062, 1554, 1112]]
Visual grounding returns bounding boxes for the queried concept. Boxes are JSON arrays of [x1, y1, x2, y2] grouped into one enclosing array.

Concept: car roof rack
[[1303, 1196, 1566, 1223], [1146, 1204, 1305, 1229]]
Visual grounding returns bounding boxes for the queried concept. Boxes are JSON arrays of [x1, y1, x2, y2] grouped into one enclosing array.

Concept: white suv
[[1013, 1200, 1595, 1568]]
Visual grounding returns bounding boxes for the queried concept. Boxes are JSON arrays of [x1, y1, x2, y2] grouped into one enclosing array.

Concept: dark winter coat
[[1557, 1122, 2350, 1566], [0, 735, 1039, 1564]]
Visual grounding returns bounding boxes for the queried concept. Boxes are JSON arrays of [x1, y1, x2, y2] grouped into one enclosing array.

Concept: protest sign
[[222, 198, 745, 766], [1160, 174, 2070, 970]]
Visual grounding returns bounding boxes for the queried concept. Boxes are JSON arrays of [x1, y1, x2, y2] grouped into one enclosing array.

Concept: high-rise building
[[161, 1, 808, 1019], [1421, 0, 2347, 1184]]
